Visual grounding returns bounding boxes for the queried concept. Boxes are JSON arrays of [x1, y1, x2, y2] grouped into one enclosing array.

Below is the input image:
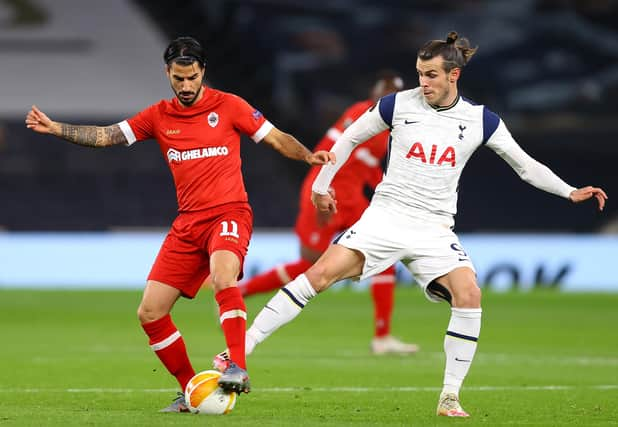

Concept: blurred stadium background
[[2, 2, 618, 425], [0, 0, 617, 291]]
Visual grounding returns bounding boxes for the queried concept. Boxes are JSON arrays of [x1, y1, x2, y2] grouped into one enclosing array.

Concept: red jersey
[[119, 86, 273, 212], [300, 100, 388, 209]]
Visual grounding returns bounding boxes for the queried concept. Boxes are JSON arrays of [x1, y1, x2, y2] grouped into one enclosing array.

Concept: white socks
[[442, 307, 482, 396], [246, 274, 317, 355]]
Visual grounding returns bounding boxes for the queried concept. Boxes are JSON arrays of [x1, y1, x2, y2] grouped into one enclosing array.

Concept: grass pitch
[[0, 287, 616, 426]]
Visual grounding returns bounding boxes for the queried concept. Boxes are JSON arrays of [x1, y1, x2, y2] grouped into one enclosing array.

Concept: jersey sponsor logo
[[167, 148, 181, 163], [252, 109, 263, 120], [406, 142, 456, 167], [207, 112, 219, 128], [166, 146, 229, 163], [165, 129, 181, 135]]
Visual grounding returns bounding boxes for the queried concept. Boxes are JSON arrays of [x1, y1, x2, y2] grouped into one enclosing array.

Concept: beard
[[176, 90, 200, 106]]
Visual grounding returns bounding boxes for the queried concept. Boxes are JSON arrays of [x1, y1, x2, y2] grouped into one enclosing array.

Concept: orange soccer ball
[[184, 370, 238, 415]]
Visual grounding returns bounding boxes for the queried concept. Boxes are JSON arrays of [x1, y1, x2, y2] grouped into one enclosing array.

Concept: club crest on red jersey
[[207, 112, 219, 128]]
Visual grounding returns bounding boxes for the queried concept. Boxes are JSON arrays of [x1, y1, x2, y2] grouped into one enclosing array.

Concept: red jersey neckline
[[169, 86, 224, 116]]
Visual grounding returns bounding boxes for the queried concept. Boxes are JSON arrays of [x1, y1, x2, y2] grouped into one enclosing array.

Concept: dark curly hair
[[163, 36, 206, 68]]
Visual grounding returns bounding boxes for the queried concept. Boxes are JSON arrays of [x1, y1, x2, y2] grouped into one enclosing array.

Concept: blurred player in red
[[25, 36, 334, 412], [239, 71, 418, 354]]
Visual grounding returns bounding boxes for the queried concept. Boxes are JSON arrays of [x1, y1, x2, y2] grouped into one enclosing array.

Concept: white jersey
[[313, 87, 576, 227]]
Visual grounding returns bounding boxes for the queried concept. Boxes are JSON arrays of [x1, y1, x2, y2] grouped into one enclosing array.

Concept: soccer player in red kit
[[25, 36, 334, 412], [239, 71, 418, 354]]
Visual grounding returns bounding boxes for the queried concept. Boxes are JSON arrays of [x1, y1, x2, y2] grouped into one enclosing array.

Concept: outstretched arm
[[486, 120, 607, 211], [261, 127, 335, 165], [25, 105, 128, 147], [493, 142, 607, 211]]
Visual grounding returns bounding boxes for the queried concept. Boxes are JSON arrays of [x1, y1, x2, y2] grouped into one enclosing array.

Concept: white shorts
[[334, 203, 475, 302]]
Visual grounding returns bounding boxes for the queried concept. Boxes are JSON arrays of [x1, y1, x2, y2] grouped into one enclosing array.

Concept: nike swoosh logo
[[404, 120, 419, 124], [455, 357, 471, 362]]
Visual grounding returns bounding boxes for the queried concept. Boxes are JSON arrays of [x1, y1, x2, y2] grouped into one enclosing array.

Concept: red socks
[[370, 266, 396, 337], [141, 314, 195, 390], [215, 287, 247, 369], [141, 286, 247, 389], [240, 258, 313, 296]]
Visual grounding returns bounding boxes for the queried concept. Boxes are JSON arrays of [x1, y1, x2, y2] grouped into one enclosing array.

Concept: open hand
[[25, 105, 56, 134], [569, 186, 608, 211]]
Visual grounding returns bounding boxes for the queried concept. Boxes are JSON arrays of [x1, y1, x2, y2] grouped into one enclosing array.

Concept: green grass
[[0, 287, 617, 426]]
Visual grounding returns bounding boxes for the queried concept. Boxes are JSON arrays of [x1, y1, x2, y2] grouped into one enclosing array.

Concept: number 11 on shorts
[[220, 220, 240, 238]]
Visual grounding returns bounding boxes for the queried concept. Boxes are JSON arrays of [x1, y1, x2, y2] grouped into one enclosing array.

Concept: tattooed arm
[[25, 105, 128, 147], [55, 123, 127, 147]]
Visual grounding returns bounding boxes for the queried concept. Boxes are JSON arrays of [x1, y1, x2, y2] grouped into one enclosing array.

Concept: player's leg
[[245, 243, 365, 354], [240, 200, 332, 297], [370, 265, 419, 355], [239, 256, 314, 297], [239, 244, 323, 296], [433, 266, 481, 417], [371, 266, 396, 339], [209, 249, 252, 393], [405, 227, 479, 417], [205, 206, 253, 393], [139, 225, 210, 412], [137, 280, 194, 412]]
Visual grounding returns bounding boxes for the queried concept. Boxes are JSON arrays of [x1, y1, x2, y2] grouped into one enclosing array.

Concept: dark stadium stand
[[1, 0, 616, 231]]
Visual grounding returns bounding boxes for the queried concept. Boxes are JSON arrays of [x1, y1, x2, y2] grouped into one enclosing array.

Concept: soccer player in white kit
[[241, 31, 607, 417]]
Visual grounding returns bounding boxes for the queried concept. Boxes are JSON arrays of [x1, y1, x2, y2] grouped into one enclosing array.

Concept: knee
[[452, 281, 482, 308], [137, 302, 166, 324], [304, 264, 333, 293], [210, 274, 236, 293]]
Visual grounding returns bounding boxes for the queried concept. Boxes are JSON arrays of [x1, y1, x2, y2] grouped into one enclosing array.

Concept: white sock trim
[[370, 274, 396, 285], [276, 264, 292, 283], [220, 309, 247, 323], [150, 331, 181, 351]]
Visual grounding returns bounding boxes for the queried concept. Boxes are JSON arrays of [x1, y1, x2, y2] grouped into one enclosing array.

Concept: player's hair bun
[[446, 31, 458, 44]]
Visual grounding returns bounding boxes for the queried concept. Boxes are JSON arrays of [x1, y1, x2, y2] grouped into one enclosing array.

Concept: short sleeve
[[482, 106, 500, 145], [378, 93, 396, 129], [230, 95, 273, 142], [122, 104, 158, 145]]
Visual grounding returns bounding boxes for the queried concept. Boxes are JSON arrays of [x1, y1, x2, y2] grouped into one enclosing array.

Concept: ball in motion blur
[[184, 370, 238, 414]]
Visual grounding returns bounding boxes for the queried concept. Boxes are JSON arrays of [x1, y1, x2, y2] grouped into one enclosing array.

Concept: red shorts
[[294, 198, 368, 253], [148, 202, 253, 298]]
